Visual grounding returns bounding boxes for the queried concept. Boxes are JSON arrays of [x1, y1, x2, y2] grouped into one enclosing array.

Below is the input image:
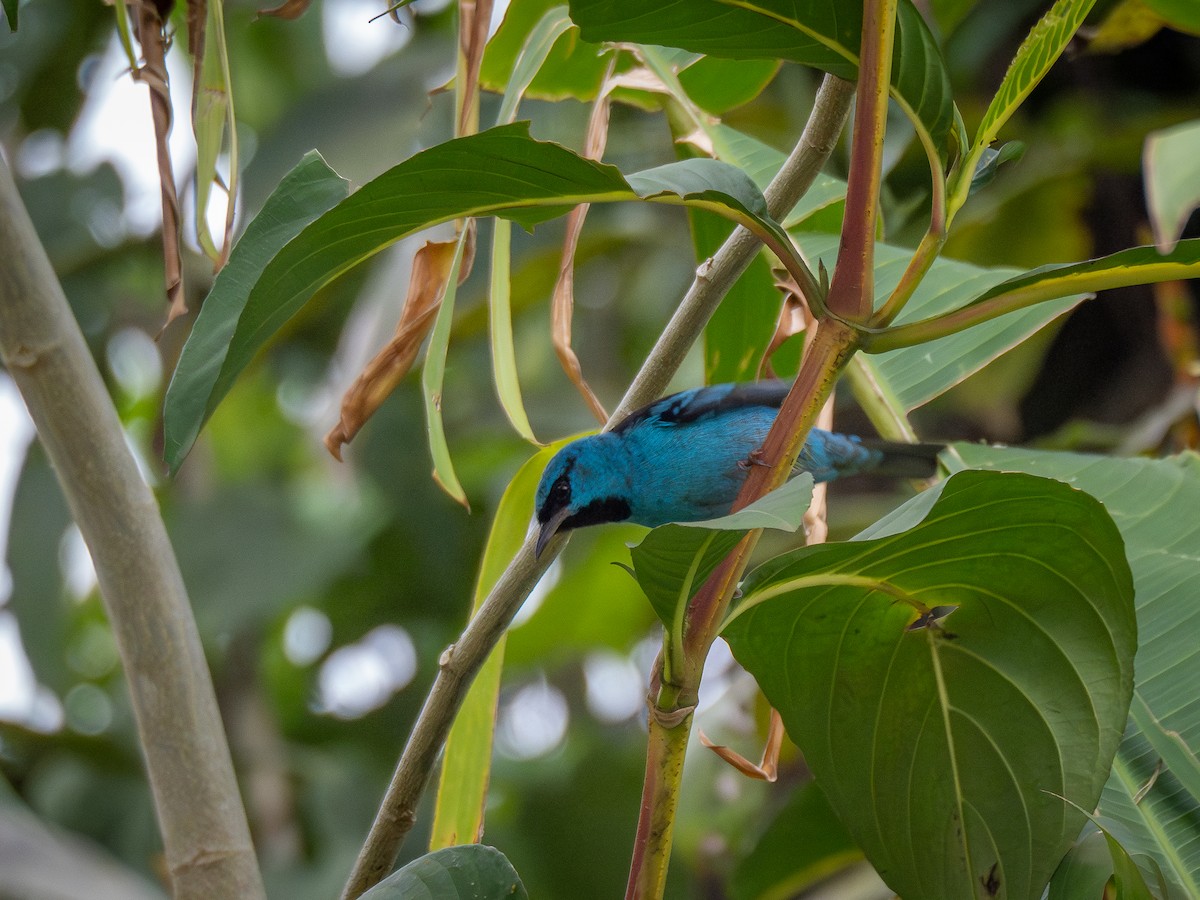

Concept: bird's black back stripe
[[612, 380, 790, 433]]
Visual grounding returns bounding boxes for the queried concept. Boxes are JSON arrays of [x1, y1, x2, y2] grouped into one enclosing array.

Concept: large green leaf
[[163, 123, 792, 468], [723, 470, 1137, 900], [163, 151, 350, 471], [1047, 830, 1115, 900], [569, 0, 956, 165], [795, 233, 1085, 409], [954, 446, 1200, 898], [359, 844, 527, 900]]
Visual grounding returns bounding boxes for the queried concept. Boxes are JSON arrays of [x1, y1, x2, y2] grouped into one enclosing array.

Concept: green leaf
[[868, 239, 1200, 356], [2, 0, 16, 31], [723, 469, 1137, 900], [163, 124, 792, 464], [431, 441, 570, 849], [964, 239, 1200, 309], [359, 844, 528, 900], [629, 476, 812, 626], [6, 447, 73, 693], [968, 140, 1025, 196], [191, 0, 237, 263], [632, 527, 743, 628], [686, 474, 813, 531], [1105, 828, 1160, 900], [952, 446, 1200, 898], [957, 0, 1097, 216], [731, 781, 862, 900], [163, 151, 349, 471], [1144, 118, 1200, 253], [495, 5, 575, 126], [480, 0, 609, 103], [1145, 0, 1200, 32], [569, 0, 956, 166], [694, 207, 781, 383], [676, 55, 780, 115], [795, 233, 1085, 409], [683, 125, 843, 382], [421, 233, 470, 506], [1047, 830, 1115, 900], [488, 220, 537, 444]]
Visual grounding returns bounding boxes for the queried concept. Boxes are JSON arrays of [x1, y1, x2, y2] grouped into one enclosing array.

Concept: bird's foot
[[737, 448, 772, 471]]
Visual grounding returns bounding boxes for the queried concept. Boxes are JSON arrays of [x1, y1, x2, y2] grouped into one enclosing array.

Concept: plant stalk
[[824, 0, 896, 322], [626, 2, 898, 892], [0, 158, 264, 900], [864, 257, 1200, 351], [625, 317, 861, 900], [625, 700, 693, 900]]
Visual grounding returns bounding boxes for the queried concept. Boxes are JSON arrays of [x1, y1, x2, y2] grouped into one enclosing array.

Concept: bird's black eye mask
[[539, 474, 572, 523], [563, 495, 631, 530], [538, 469, 630, 530]]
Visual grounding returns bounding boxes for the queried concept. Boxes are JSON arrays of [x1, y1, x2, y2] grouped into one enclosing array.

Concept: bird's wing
[[612, 380, 790, 433]]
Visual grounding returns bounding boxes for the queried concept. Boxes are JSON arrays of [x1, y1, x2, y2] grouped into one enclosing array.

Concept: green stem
[[864, 275, 1103, 352], [871, 214, 945, 327], [626, 318, 861, 898], [844, 354, 918, 442], [626, 696, 693, 900]]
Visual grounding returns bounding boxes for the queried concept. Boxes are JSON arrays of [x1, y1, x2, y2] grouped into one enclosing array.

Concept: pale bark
[[0, 156, 265, 900]]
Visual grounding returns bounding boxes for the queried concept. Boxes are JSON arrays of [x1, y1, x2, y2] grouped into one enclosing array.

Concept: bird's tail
[[859, 440, 944, 479]]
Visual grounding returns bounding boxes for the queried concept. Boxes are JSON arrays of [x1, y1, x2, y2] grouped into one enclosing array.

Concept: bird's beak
[[535, 507, 571, 559]]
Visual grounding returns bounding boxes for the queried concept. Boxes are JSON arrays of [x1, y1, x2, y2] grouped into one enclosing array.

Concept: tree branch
[[339, 73, 855, 899], [0, 157, 265, 900]]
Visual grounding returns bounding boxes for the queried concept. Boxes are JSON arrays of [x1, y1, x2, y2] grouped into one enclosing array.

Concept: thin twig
[[0, 159, 265, 900], [339, 73, 855, 900]]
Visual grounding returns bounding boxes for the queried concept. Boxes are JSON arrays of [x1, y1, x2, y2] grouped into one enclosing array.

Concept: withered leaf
[[324, 231, 475, 460]]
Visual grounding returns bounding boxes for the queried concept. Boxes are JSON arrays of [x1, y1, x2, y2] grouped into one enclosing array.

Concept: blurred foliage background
[[0, 0, 1197, 897]]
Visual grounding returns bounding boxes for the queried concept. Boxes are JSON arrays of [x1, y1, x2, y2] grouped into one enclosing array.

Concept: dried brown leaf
[[324, 232, 474, 460], [256, 0, 309, 19], [550, 68, 613, 425], [758, 269, 813, 379], [456, 0, 493, 136], [133, 0, 187, 333], [187, 0, 206, 88], [697, 709, 785, 782]]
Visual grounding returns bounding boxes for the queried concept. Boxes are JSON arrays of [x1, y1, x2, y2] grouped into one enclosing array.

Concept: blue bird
[[534, 380, 942, 556]]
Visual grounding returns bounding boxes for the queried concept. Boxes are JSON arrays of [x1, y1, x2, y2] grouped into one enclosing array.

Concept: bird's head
[[534, 435, 632, 558]]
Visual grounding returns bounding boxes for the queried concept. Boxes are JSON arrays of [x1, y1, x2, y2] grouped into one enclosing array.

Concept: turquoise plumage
[[534, 380, 942, 556]]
